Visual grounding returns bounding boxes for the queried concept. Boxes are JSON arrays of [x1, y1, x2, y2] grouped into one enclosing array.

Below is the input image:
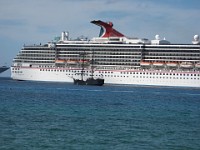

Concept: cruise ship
[[11, 20, 200, 87]]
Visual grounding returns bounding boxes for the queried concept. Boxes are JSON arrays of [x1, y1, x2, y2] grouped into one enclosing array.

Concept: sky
[[0, 0, 200, 76]]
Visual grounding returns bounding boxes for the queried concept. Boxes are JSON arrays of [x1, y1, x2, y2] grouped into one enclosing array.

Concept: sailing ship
[[73, 51, 104, 86]]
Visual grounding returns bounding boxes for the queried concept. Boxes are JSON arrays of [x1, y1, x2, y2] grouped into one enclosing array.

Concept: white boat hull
[[166, 63, 178, 67], [11, 66, 200, 87]]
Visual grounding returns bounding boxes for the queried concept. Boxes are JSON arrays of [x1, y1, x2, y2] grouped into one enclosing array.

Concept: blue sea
[[0, 77, 200, 150]]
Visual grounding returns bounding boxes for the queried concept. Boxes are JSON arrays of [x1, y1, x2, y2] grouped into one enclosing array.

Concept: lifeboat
[[55, 59, 66, 63], [140, 61, 151, 67], [166, 62, 178, 67], [195, 62, 200, 68], [152, 62, 165, 67], [79, 60, 89, 63], [180, 62, 194, 68], [66, 60, 78, 64]]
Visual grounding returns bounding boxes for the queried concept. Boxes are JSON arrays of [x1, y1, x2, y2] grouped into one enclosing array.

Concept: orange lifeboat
[[66, 60, 78, 64], [140, 61, 151, 67], [180, 62, 194, 68], [195, 62, 200, 68], [166, 62, 178, 67], [55, 59, 66, 63], [79, 59, 89, 63], [152, 62, 165, 67]]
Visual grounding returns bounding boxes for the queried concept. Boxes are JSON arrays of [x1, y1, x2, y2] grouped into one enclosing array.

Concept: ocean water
[[0, 77, 200, 150]]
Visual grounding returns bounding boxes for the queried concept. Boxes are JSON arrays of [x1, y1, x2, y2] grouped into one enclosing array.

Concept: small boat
[[140, 61, 151, 67], [195, 62, 200, 68], [153, 62, 165, 67], [166, 62, 178, 67], [66, 60, 78, 64], [180, 62, 194, 68], [55, 59, 66, 63]]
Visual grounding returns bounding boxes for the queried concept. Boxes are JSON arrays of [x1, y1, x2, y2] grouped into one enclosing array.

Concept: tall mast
[[80, 51, 85, 80], [91, 47, 94, 78]]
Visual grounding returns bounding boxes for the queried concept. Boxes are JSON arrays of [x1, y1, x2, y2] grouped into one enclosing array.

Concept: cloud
[[0, 19, 26, 26], [0, 0, 200, 71], [0, 0, 199, 40]]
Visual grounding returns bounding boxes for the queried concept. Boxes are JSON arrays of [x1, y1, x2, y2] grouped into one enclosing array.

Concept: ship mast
[[90, 47, 94, 78], [80, 51, 85, 81]]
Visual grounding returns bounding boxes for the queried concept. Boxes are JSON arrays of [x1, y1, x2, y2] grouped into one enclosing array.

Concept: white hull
[[11, 66, 200, 87]]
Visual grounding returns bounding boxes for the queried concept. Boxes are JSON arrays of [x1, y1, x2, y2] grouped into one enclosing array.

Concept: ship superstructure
[[11, 20, 200, 87]]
